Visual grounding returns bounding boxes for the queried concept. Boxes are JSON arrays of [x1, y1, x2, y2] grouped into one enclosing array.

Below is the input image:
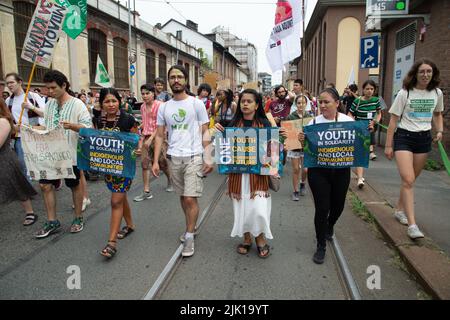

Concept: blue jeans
[[13, 138, 30, 181]]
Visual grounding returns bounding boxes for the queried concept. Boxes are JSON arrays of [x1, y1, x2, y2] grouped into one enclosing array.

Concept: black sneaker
[[325, 224, 334, 241], [313, 246, 326, 264], [35, 220, 61, 239]]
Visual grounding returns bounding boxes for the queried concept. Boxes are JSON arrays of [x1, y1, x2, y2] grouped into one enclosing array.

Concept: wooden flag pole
[[18, 61, 37, 127]]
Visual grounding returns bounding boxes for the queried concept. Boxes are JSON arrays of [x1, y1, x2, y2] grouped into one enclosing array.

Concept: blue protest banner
[[303, 121, 370, 168], [215, 127, 283, 175], [77, 128, 139, 178]]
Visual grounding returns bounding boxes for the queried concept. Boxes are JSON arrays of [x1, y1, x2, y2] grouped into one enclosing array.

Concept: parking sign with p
[[360, 35, 379, 69]]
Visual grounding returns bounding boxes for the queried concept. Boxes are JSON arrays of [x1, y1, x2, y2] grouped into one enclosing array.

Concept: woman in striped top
[[348, 80, 381, 188]]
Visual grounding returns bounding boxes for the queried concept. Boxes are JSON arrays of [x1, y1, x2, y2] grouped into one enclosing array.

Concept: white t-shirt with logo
[[157, 96, 209, 157], [389, 88, 444, 132]]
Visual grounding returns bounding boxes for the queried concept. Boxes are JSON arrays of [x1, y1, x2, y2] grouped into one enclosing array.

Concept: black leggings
[[307, 167, 351, 247]]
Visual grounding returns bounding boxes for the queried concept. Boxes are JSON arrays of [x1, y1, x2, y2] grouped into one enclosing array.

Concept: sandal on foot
[[237, 243, 252, 255], [117, 226, 135, 239], [257, 244, 270, 258], [100, 240, 117, 259], [23, 213, 37, 226]]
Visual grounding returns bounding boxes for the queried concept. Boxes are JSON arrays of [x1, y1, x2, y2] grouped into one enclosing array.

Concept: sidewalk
[[349, 146, 450, 299]]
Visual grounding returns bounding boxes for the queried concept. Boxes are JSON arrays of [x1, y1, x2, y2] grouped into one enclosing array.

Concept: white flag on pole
[[265, 0, 302, 73], [95, 54, 112, 88], [347, 65, 355, 85]]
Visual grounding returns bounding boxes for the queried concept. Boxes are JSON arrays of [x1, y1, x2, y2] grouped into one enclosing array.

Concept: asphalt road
[[0, 161, 425, 299]]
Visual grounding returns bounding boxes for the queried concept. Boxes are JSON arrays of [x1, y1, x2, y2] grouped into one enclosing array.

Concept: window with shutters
[[396, 22, 416, 50], [88, 29, 108, 85], [13, 1, 46, 82], [194, 66, 199, 86], [158, 54, 167, 81], [113, 37, 129, 89], [184, 63, 190, 83], [146, 49, 156, 84]]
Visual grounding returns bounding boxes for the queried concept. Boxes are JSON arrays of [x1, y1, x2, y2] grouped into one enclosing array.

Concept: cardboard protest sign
[[303, 121, 370, 168], [21, 125, 76, 180], [77, 128, 139, 178], [281, 119, 303, 150], [215, 127, 282, 176], [21, 0, 68, 68]]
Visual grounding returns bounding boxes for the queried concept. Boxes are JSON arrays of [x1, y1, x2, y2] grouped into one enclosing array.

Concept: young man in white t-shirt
[[5, 73, 45, 177], [152, 65, 213, 257]]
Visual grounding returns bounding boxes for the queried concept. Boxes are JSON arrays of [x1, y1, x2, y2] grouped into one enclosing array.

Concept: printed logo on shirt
[[408, 99, 434, 120], [172, 108, 186, 123], [171, 108, 188, 130]]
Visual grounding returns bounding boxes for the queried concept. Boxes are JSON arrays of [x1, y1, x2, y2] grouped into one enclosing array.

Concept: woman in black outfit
[[298, 88, 373, 264]]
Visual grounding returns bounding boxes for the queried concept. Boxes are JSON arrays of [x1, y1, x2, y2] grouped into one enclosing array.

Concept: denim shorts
[[393, 128, 432, 154]]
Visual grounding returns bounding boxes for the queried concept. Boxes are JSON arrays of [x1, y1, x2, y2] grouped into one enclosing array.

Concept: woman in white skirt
[[215, 89, 274, 258]]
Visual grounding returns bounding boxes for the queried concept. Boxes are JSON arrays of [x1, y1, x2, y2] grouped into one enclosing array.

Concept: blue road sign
[[130, 64, 136, 76], [360, 35, 379, 69]]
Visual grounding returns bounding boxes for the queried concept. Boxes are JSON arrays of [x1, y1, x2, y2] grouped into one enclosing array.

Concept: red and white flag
[[266, 0, 302, 72]]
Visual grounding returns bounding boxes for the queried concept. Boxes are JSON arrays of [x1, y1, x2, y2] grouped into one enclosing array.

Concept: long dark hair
[[99, 87, 122, 107], [403, 58, 440, 91], [229, 89, 268, 126], [0, 98, 15, 136]]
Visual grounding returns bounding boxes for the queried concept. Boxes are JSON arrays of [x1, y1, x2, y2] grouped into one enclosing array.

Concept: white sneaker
[[134, 192, 153, 202], [181, 238, 195, 257], [82, 198, 91, 212], [407, 225, 424, 239], [166, 185, 174, 192], [357, 178, 365, 189], [72, 198, 91, 211], [393, 211, 408, 225], [180, 231, 197, 243]]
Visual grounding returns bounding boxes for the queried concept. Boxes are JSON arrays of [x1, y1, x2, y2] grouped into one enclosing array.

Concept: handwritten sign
[[21, 125, 75, 180]]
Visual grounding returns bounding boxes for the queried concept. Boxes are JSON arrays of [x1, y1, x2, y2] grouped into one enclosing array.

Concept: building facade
[[0, 0, 201, 97], [258, 72, 272, 94], [212, 26, 258, 82], [205, 33, 240, 91], [297, 0, 373, 97]]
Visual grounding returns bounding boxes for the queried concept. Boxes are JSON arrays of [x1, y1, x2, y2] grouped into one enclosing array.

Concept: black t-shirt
[[93, 109, 136, 132], [127, 97, 137, 109], [343, 95, 356, 114]]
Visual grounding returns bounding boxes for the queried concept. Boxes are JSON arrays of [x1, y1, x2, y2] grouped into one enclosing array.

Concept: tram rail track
[[143, 175, 362, 300]]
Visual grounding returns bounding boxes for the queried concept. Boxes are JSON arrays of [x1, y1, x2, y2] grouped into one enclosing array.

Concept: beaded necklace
[[100, 109, 121, 132]]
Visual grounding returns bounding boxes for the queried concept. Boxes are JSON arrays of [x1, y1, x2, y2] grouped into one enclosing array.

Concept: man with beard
[[152, 65, 213, 257], [269, 85, 295, 126]]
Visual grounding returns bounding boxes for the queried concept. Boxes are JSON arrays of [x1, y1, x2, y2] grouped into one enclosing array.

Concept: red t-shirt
[[269, 98, 291, 120]]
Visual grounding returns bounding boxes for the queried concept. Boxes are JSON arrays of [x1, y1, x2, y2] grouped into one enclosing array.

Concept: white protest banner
[[21, 0, 68, 68], [21, 125, 76, 180], [266, 0, 302, 73]]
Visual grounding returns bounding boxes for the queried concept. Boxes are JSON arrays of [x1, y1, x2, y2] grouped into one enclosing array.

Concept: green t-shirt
[[350, 96, 381, 120]]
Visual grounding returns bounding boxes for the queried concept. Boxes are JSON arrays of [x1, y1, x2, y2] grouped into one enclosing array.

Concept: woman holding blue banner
[[297, 87, 370, 264], [94, 88, 137, 259], [215, 89, 273, 258], [384, 59, 444, 240]]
